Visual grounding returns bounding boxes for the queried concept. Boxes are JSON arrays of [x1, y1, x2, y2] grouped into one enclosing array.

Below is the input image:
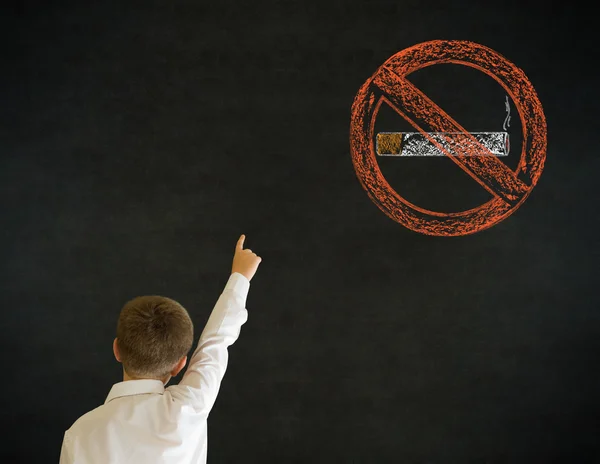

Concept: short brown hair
[[116, 295, 194, 379]]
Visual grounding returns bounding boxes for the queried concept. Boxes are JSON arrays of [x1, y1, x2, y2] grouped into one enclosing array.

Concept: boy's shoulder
[[67, 403, 109, 433]]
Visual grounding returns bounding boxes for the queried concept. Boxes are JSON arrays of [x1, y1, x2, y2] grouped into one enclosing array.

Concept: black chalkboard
[[1, 0, 598, 462]]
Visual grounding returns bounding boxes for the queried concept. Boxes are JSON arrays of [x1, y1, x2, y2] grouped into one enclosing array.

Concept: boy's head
[[113, 295, 194, 383]]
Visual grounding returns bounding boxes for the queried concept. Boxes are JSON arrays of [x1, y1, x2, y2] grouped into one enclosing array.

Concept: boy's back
[[63, 380, 210, 462], [60, 235, 261, 464]]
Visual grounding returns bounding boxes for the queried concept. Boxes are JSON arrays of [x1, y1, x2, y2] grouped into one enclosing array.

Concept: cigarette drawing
[[376, 132, 510, 157]]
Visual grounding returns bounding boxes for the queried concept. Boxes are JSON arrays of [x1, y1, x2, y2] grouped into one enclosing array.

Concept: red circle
[[350, 40, 547, 236]]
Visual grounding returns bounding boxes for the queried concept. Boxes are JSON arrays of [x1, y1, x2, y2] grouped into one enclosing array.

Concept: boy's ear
[[113, 338, 122, 363], [171, 356, 187, 377]]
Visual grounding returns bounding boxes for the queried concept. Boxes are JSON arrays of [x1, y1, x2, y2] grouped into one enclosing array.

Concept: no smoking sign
[[349, 40, 547, 236]]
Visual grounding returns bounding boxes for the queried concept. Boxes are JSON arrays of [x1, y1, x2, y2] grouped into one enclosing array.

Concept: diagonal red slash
[[373, 65, 528, 205]]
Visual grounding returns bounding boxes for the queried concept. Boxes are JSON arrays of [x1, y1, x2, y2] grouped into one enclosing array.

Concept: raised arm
[[167, 234, 262, 416]]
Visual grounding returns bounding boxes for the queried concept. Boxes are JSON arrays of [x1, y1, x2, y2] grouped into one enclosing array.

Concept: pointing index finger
[[237, 234, 245, 251]]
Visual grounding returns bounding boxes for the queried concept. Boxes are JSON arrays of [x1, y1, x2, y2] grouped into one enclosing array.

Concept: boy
[[60, 234, 262, 463]]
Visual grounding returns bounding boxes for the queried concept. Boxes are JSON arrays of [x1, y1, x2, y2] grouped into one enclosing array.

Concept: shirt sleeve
[[59, 431, 73, 464], [167, 272, 250, 416]]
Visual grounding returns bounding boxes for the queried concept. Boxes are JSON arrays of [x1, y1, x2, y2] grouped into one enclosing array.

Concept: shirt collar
[[105, 379, 165, 404]]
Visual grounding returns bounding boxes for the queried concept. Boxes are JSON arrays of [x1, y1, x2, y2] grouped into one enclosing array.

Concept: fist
[[231, 234, 262, 281]]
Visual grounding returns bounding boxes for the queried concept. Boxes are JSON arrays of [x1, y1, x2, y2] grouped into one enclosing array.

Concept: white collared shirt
[[60, 272, 250, 464]]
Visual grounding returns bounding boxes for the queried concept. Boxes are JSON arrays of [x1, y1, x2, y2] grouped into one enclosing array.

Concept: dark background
[[1, 0, 598, 462]]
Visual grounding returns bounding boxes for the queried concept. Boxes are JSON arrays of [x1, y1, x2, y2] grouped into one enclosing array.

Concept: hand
[[231, 234, 262, 281]]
